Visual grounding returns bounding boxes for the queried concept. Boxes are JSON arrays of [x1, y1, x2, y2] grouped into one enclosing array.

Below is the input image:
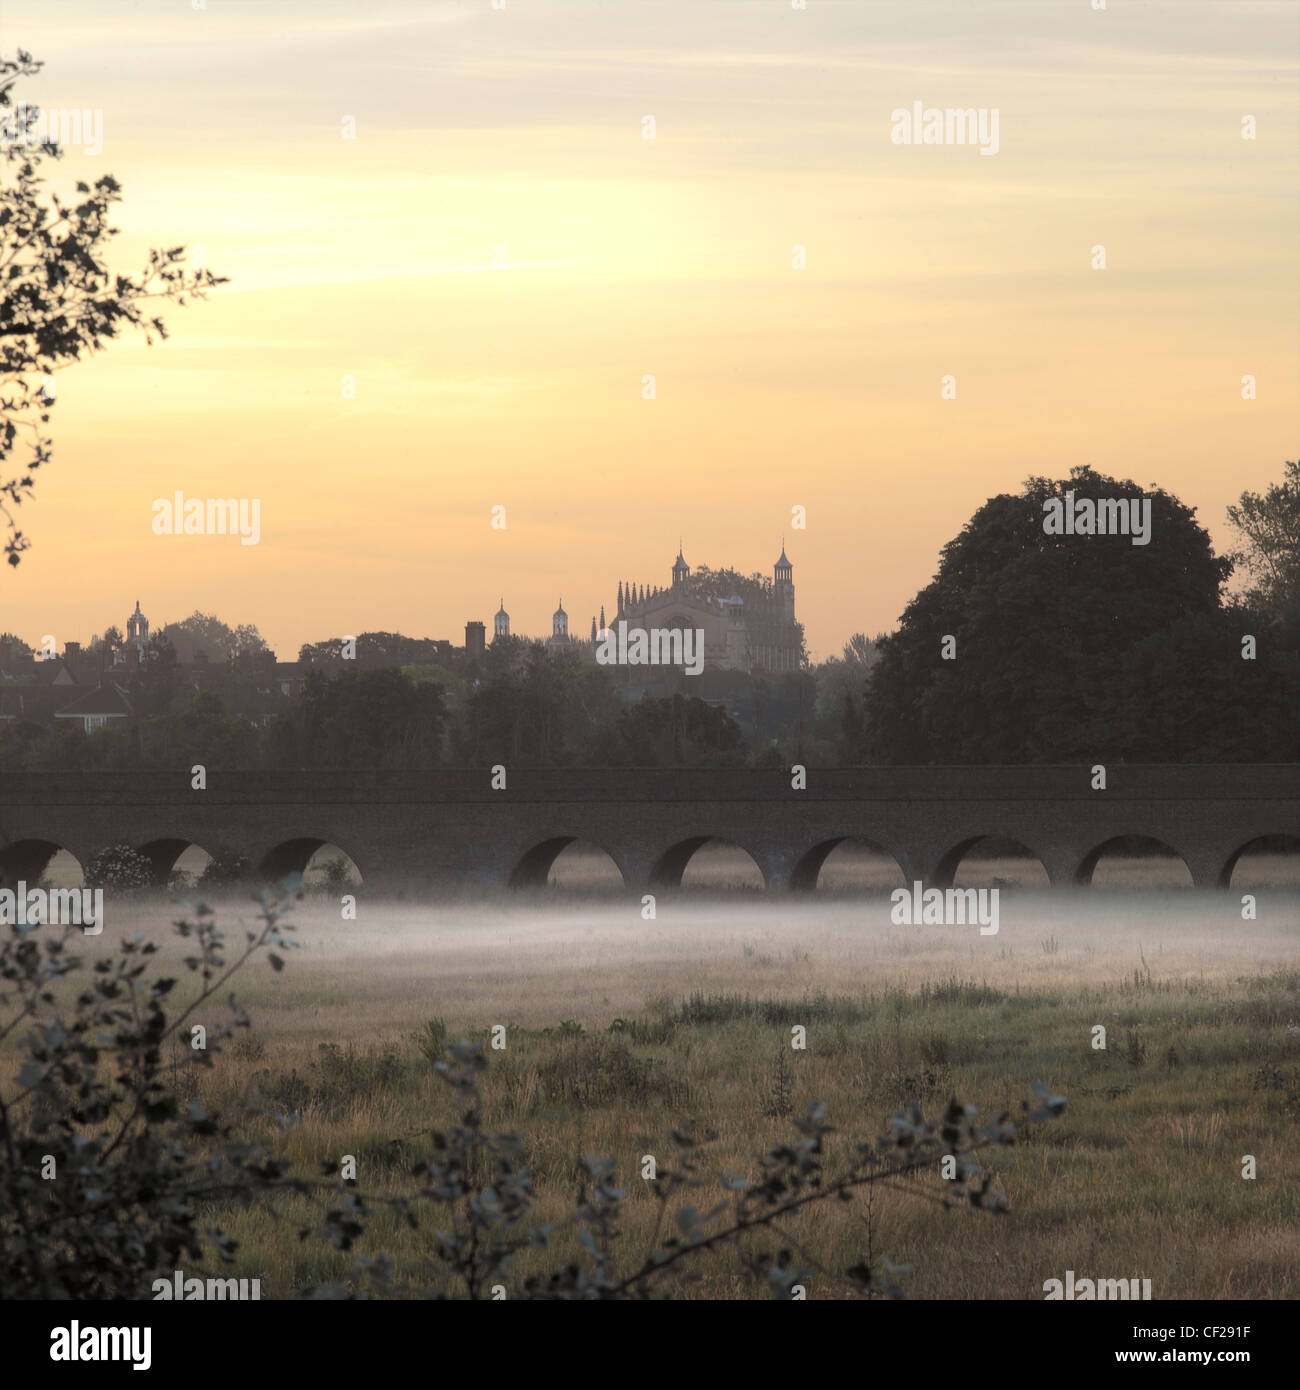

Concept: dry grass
[[4, 866, 1298, 1300]]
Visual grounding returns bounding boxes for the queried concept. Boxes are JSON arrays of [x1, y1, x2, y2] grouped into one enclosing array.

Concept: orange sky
[[3, 0, 1297, 660]]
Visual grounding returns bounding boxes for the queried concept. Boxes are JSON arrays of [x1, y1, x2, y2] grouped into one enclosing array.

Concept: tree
[[162, 688, 261, 768], [598, 694, 745, 767], [814, 633, 883, 761], [155, 612, 265, 662], [862, 466, 1234, 763], [198, 846, 253, 889], [452, 642, 618, 767], [298, 631, 450, 667], [1101, 604, 1299, 762], [129, 635, 181, 720], [1226, 460, 1300, 629], [269, 667, 446, 768], [0, 51, 226, 566]]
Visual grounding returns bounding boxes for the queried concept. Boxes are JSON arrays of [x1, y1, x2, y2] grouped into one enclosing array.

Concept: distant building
[[609, 544, 802, 674], [119, 599, 151, 665], [548, 600, 569, 648], [486, 544, 802, 675], [465, 621, 486, 660], [53, 682, 132, 734]]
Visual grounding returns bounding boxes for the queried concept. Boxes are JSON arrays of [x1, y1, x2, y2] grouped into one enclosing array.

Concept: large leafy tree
[[269, 667, 446, 769], [0, 51, 225, 565], [299, 630, 450, 666], [1226, 460, 1300, 631], [862, 466, 1236, 763], [598, 693, 745, 767], [453, 641, 618, 767], [155, 611, 266, 662], [815, 633, 884, 761]]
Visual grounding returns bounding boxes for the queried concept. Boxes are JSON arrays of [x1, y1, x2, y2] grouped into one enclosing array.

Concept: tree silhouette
[[0, 50, 226, 566]]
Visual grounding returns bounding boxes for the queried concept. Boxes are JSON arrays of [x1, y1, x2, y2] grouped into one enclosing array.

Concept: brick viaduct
[[0, 766, 1296, 893]]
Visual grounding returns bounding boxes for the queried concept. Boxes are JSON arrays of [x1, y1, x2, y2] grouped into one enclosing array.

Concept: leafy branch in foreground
[[0, 887, 302, 1298], [0, 49, 228, 566], [307, 1039, 1065, 1301]]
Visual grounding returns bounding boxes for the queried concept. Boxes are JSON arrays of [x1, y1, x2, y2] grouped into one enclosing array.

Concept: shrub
[[319, 856, 353, 885], [199, 846, 253, 887], [533, 1034, 692, 1112], [412, 1017, 448, 1067], [0, 889, 303, 1298], [1122, 1031, 1147, 1069], [762, 1047, 794, 1119], [85, 842, 153, 889]]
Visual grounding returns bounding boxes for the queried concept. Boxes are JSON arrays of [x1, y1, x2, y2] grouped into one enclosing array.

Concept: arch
[[0, 838, 86, 888], [136, 838, 215, 888], [791, 837, 908, 892], [650, 837, 765, 890], [508, 837, 626, 890], [1220, 834, 1300, 890], [1076, 835, 1193, 888], [259, 838, 364, 885], [933, 835, 1050, 890]]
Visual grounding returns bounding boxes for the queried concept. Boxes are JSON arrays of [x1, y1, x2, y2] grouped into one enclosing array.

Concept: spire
[[672, 544, 689, 587], [617, 580, 624, 612], [599, 603, 606, 631]]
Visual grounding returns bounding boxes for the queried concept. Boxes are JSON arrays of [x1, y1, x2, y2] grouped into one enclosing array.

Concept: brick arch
[[508, 836, 627, 889], [649, 834, 766, 890], [258, 837, 365, 883], [0, 837, 84, 887], [1218, 833, 1300, 889], [932, 835, 1051, 890], [790, 835, 909, 891], [1075, 834, 1192, 887], [136, 837, 217, 886]]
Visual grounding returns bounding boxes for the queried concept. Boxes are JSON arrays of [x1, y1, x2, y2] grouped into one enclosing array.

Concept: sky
[[2, 0, 1297, 661]]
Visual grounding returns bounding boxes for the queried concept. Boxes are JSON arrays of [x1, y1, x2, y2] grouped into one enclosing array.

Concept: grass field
[[18, 846, 1293, 1300]]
